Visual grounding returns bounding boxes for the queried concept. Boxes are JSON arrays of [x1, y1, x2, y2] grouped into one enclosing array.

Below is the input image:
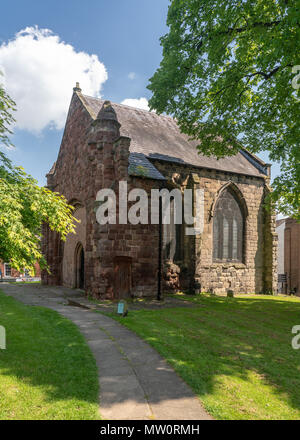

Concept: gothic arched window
[[213, 188, 245, 262]]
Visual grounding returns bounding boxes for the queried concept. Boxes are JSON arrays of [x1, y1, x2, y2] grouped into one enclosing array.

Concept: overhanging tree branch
[[194, 20, 285, 53]]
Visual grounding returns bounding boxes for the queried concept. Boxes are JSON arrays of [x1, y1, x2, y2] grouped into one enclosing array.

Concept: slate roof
[[78, 93, 268, 179], [128, 153, 166, 180], [276, 218, 287, 227]]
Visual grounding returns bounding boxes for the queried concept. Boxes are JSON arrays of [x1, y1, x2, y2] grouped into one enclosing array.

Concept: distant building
[[0, 260, 41, 282], [276, 218, 300, 296], [277, 219, 286, 278]]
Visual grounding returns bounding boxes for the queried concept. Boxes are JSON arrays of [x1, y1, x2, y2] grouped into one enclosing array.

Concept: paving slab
[[0, 284, 212, 420]]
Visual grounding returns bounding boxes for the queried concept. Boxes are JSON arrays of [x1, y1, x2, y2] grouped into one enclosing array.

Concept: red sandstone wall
[[42, 94, 160, 298], [62, 206, 87, 288]]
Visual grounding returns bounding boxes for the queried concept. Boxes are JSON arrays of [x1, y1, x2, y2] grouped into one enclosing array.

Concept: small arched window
[[213, 188, 245, 262]]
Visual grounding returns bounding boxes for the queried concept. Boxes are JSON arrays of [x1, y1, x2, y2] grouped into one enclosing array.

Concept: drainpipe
[[157, 194, 162, 301]]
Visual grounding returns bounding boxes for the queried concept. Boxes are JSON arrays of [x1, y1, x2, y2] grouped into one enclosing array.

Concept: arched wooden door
[[114, 257, 132, 299]]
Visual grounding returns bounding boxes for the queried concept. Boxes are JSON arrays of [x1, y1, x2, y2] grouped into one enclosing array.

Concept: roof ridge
[[79, 95, 266, 167], [80, 93, 173, 120]]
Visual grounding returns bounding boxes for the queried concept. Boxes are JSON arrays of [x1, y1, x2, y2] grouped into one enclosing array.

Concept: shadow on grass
[[2, 284, 300, 420], [113, 294, 300, 419], [0, 293, 98, 416]]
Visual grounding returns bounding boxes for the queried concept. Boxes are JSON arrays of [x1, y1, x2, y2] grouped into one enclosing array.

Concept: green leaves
[[148, 0, 300, 219], [0, 83, 76, 272], [0, 74, 16, 149], [0, 153, 76, 272]]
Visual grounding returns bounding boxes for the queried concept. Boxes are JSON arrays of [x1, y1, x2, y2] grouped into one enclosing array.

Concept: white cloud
[[128, 72, 136, 80], [121, 97, 150, 111], [0, 26, 108, 133]]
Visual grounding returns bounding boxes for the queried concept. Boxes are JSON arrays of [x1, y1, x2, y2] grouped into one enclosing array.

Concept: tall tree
[[0, 81, 76, 273], [148, 0, 300, 219]]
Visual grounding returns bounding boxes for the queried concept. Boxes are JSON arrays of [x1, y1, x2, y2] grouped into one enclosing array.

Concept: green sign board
[[117, 300, 128, 317], [117, 302, 124, 314]]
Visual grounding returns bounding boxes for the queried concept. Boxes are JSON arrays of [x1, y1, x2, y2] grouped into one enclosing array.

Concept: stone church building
[[42, 84, 277, 298]]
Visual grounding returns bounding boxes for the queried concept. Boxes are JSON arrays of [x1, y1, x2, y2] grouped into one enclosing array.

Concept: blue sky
[[1, 0, 280, 186]]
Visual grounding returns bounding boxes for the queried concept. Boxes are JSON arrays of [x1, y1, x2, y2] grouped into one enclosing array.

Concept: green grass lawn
[[0, 291, 100, 420], [112, 294, 300, 420], [6, 281, 41, 285]]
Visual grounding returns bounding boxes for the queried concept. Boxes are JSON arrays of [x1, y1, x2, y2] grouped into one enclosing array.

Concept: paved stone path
[[0, 284, 212, 420]]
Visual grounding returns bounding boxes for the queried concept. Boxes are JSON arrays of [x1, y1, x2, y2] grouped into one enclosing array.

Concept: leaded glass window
[[213, 189, 244, 262]]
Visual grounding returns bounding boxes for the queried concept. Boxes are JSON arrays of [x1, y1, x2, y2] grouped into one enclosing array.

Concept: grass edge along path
[[110, 294, 300, 420], [0, 290, 100, 420]]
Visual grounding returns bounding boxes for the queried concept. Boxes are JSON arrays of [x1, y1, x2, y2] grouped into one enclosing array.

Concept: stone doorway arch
[[62, 204, 86, 288], [75, 243, 85, 289]]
